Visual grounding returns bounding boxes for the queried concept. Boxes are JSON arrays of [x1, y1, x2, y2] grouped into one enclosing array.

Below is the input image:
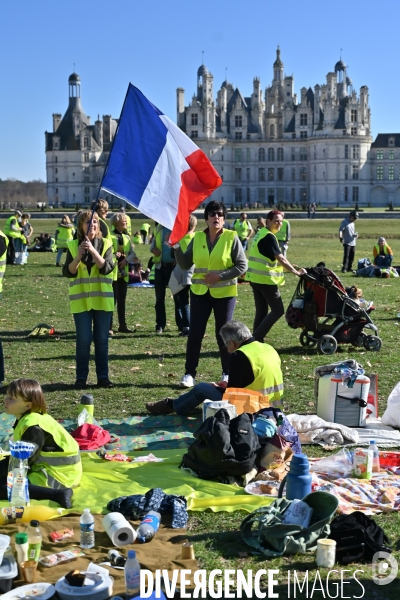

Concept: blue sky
[[2, 0, 400, 182]]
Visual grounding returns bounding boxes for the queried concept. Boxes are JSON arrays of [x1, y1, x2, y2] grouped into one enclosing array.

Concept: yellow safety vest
[[99, 217, 112, 242], [49, 237, 57, 252], [237, 341, 284, 408], [125, 214, 132, 236], [275, 220, 289, 242], [132, 234, 142, 244], [191, 230, 237, 298], [67, 238, 114, 313], [111, 232, 131, 282], [13, 412, 82, 489], [4, 216, 22, 239], [374, 244, 390, 256], [246, 228, 285, 286], [233, 219, 251, 240], [180, 232, 195, 253], [56, 225, 75, 249], [152, 225, 163, 264], [141, 223, 151, 234], [0, 230, 8, 294]]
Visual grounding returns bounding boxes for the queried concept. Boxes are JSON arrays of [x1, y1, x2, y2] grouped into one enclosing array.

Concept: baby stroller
[[286, 265, 382, 355]]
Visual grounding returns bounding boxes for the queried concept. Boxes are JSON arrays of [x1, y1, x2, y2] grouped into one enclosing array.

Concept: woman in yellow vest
[[373, 237, 393, 267], [173, 201, 247, 388], [0, 230, 8, 385], [55, 215, 75, 267], [0, 378, 82, 508], [63, 210, 115, 389], [132, 231, 143, 244], [110, 212, 136, 333], [246, 210, 306, 342]]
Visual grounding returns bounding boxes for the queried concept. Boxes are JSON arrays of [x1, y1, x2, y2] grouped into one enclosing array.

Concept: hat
[[15, 210, 22, 217], [350, 211, 359, 219]]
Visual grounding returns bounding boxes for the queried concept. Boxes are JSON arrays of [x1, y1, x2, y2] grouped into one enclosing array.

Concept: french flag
[[101, 84, 222, 244]]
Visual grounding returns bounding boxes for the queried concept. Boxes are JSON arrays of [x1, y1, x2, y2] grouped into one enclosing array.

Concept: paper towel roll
[[102, 512, 136, 546]]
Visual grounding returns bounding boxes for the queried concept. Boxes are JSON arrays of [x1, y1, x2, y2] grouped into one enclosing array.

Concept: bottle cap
[[80, 394, 94, 405], [84, 508, 91, 513], [15, 532, 28, 544], [370, 440, 375, 444], [127, 550, 136, 559], [30, 520, 40, 527]]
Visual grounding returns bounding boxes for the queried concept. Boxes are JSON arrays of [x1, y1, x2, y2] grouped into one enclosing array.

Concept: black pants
[[154, 264, 175, 330], [112, 278, 128, 329], [6, 236, 15, 265], [342, 245, 356, 272], [0, 337, 4, 383], [174, 285, 190, 330], [250, 282, 285, 341]]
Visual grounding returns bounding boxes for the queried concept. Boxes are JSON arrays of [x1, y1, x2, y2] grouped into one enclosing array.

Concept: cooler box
[[317, 374, 370, 427]]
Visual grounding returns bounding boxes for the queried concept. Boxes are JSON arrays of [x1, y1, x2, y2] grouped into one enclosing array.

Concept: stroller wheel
[[351, 332, 367, 348], [317, 335, 338, 355], [363, 335, 382, 352], [300, 331, 317, 348]]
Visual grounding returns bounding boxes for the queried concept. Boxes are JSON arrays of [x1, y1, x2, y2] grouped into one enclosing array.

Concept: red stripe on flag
[[170, 149, 222, 244]]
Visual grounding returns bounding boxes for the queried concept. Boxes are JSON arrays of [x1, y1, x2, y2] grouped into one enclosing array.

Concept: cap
[[127, 550, 136, 559], [15, 532, 28, 544], [349, 210, 359, 219], [30, 520, 40, 527], [80, 394, 94, 405]]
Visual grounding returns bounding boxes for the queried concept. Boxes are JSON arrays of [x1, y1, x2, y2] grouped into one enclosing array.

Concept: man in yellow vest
[[0, 229, 8, 385], [232, 212, 253, 251], [275, 215, 291, 258], [246, 210, 307, 342], [146, 320, 284, 415], [140, 222, 151, 244], [4, 210, 23, 265]]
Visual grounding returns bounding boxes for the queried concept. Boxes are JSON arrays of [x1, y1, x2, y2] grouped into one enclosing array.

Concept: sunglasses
[[208, 211, 224, 218]]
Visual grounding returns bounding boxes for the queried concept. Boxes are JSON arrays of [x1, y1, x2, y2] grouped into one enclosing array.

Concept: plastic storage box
[[317, 374, 370, 427], [0, 556, 18, 594]]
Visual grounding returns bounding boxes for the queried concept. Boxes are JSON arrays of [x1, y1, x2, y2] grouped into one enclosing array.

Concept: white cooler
[[317, 373, 370, 427]]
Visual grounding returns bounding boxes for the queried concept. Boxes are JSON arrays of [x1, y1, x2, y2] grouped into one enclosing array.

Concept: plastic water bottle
[[369, 440, 380, 473], [80, 508, 95, 549], [136, 511, 161, 543], [10, 466, 28, 506], [124, 549, 140, 598], [26, 520, 42, 563]]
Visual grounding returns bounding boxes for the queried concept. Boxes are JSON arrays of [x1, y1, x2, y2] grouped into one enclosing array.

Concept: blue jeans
[[185, 291, 236, 377], [374, 255, 392, 267], [73, 310, 112, 381], [173, 382, 223, 415], [56, 248, 65, 264]]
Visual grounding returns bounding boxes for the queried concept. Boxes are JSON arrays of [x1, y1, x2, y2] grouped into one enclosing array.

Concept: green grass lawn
[[1, 217, 399, 598]]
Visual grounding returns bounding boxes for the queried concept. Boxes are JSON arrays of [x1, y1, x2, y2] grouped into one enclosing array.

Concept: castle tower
[[273, 46, 284, 84]]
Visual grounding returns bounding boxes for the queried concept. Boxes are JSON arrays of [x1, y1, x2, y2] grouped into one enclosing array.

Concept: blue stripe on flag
[[101, 84, 167, 206]]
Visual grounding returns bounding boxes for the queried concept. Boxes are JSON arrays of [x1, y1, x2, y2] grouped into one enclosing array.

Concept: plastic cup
[[316, 539, 336, 568], [181, 542, 195, 560], [21, 560, 37, 583]]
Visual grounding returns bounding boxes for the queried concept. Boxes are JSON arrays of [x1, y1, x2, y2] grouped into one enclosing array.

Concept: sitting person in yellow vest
[[0, 378, 82, 508], [373, 237, 393, 268], [146, 320, 283, 415], [132, 231, 143, 244], [63, 210, 115, 389], [55, 215, 75, 267]]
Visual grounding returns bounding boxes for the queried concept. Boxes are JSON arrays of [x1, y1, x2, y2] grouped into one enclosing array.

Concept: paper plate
[[244, 480, 281, 497], [1, 583, 55, 600]]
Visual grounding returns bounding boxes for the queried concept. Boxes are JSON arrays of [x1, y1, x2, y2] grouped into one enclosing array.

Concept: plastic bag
[[310, 448, 353, 478], [382, 381, 400, 428], [77, 407, 99, 427]]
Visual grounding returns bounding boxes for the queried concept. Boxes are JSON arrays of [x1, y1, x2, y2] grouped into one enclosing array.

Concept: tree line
[[0, 178, 47, 209]]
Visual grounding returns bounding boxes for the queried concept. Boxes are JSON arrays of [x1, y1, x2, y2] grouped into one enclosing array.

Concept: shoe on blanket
[[146, 398, 175, 415]]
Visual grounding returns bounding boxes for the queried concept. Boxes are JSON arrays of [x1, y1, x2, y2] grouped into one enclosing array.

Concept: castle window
[[269, 124, 275, 138], [291, 188, 295, 203], [83, 153, 89, 162], [300, 114, 308, 126], [191, 113, 198, 126], [300, 147, 307, 161], [376, 166, 384, 180], [352, 165, 359, 180], [235, 132, 242, 140], [268, 148, 275, 162], [258, 168, 266, 182], [235, 149, 242, 161], [83, 137, 89, 147], [246, 148, 251, 161], [247, 187, 251, 203], [246, 133, 250, 140], [351, 109, 357, 122], [277, 168, 284, 181], [55, 188, 58, 194], [352, 145, 360, 159], [84, 176, 89, 182], [268, 168, 274, 181], [235, 188, 242, 204], [351, 127, 357, 135], [235, 115, 243, 127], [84, 187, 90, 193], [376, 150, 383, 160], [300, 167, 307, 181], [389, 150, 394, 160], [344, 165, 349, 180], [344, 186, 348, 201], [235, 168, 242, 182], [344, 145, 349, 159], [388, 165, 394, 180], [291, 167, 296, 181], [246, 168, 250, 182], [292, 133, 296, 139], [54, 156, 58, 163], [258, 188, 266, 203], [300, 187, 307, 202], [277, 147, 284, 161], [258, 148, 265, 162], [300, 131, 307, 139], [191, 131, 198, 139], [55, 177, 58, 183], [352, 187, 359, 202], [291, 148, 296, 161], [55, 168, 58, 174]]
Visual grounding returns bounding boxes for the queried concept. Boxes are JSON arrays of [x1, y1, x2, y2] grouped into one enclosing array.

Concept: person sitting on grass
[[373, 237, 393, 267], [0, 378, 82, 508], [146, 320, 283, 415]]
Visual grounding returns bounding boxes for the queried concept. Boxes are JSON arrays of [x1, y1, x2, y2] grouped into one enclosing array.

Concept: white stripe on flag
[[159, 115, 198, 159]]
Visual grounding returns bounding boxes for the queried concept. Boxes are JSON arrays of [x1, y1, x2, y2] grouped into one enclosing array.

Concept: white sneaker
[[221, 373, 229, 383], [179, 374, 195, 388]]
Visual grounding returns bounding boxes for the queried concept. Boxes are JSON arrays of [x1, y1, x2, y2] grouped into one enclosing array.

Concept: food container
[[0, 557, 18, 594], [55, 572, 114, 600], [316, 539, 336, 568], [0, 535, 10, 565]]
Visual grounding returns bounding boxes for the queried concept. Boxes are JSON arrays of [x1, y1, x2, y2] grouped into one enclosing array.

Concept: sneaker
[[97, 378, 114, 389], [145, 398, 175, 415], [156, 327, 163, 334], [221, 373, 229, 383], [109, 330, 114, 337], [179, 327, 190, 337], [74, 379, 87, 390], [179, 373, 195, 388]]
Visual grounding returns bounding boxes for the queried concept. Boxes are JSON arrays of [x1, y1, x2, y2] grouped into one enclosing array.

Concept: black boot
[[28, 484, 73, 509]]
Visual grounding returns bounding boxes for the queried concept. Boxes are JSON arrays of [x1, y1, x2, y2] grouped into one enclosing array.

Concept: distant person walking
[[232, 213, 252, 251], [275, 215, 291, 257], [4, 210, 23, 265], [55, 215, 75, 267], [339, 210, 359, 273], [310, 202, 316, 219]]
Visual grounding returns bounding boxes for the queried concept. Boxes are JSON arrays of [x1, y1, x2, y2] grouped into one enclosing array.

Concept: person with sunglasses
[[172, 201, 247, 388]]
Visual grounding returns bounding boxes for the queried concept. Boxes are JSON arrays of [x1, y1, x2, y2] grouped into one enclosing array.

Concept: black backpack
[[328, 511, 392, 565], [180, 409, 260, 482]]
